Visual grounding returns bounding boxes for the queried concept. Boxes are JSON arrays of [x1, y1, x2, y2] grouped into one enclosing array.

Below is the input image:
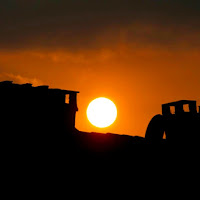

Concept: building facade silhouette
[[0, 81, 79, 136], [145, 100, 200, 143]]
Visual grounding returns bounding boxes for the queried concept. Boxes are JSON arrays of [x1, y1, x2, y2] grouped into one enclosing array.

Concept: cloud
[[0, 73, 43, 86], [0, 0, 200, 50]]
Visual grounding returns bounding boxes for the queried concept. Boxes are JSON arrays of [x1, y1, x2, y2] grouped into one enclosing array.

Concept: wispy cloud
[[0, 73, 43, 86]]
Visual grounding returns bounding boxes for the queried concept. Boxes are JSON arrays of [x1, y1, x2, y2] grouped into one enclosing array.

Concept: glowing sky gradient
[[0, 1, 200, 136]]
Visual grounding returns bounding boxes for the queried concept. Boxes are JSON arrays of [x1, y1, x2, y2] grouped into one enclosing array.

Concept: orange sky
[[0, 46, 199, 137], [0, 1, 200, 137]]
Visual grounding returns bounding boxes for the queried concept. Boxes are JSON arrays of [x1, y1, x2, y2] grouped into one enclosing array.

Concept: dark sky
[[0, 0, 200, 136], [1, 0, 200, 50]]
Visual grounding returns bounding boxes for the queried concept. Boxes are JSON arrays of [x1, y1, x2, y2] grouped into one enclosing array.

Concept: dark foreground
[[2, 129, 196, 161], [2, 129, 199, 196]]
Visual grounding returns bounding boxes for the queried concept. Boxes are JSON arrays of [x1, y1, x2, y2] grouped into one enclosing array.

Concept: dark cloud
[[1, 0, 200, 50]]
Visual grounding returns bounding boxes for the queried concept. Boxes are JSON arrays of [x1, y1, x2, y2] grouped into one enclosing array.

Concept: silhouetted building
[[145, 100, 200, 143], [0, 81, 79, 136]]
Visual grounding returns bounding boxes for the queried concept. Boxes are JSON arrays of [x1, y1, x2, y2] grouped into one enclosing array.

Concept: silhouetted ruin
[[145, 100, 200, 144], [1, 80, 199, 162], [0, 81, 79, 136]]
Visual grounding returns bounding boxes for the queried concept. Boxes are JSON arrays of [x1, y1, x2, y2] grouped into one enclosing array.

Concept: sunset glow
[[1, 1, 200, 137], [87, 97, 117, 128]]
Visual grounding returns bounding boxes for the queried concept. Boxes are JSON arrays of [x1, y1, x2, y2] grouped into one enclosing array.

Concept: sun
[[87, 97, 117, 128]]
